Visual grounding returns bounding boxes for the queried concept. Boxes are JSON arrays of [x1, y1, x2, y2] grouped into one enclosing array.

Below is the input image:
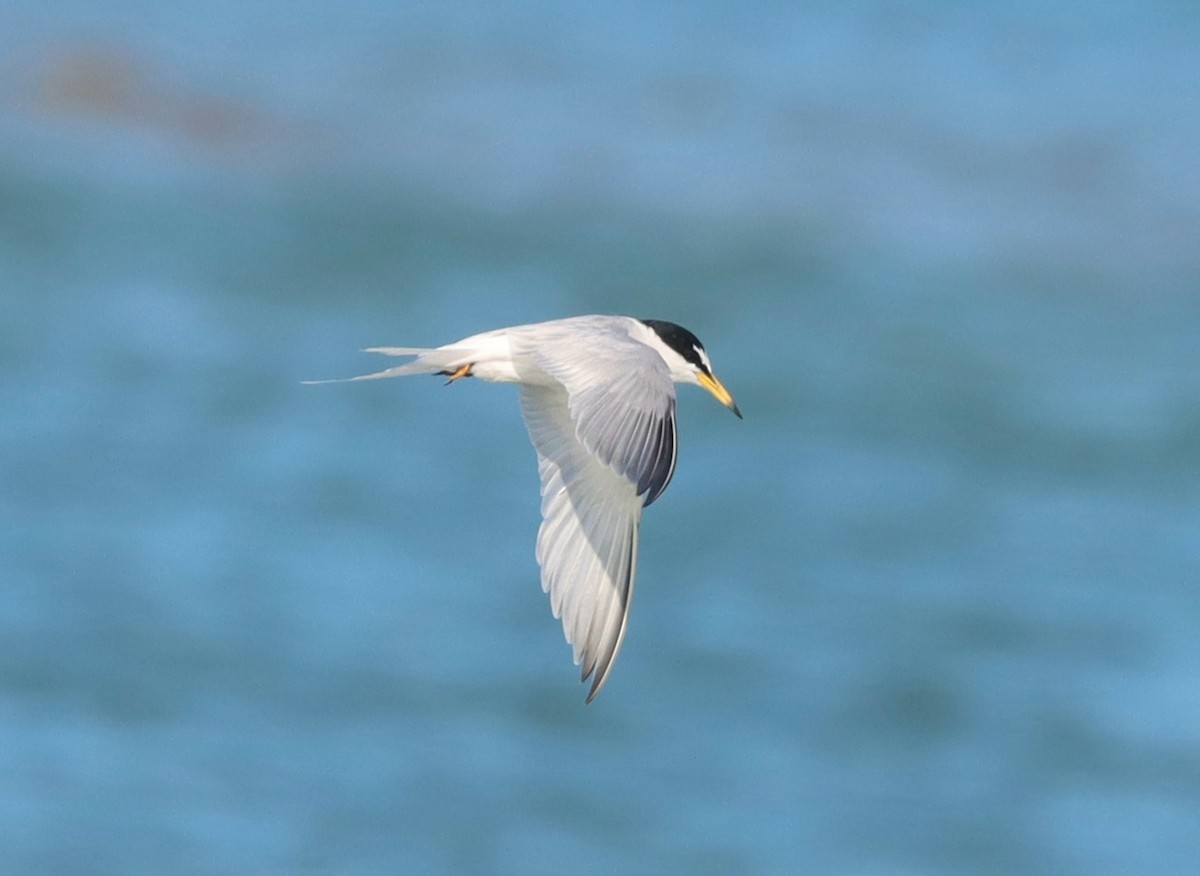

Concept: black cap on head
[[639, 319, 709, 373]]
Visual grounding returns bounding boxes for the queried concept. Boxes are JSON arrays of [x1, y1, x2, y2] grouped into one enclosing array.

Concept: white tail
[[302, 346, 471, 384]]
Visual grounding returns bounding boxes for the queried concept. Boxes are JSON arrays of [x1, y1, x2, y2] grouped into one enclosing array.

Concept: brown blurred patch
[[23, 42, 310, 158]]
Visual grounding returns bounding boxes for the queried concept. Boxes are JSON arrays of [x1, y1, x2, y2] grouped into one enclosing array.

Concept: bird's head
[[638, 319, 742, 419]]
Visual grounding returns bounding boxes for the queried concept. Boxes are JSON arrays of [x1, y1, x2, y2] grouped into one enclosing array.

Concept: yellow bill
[[697, 371, 743, 419]]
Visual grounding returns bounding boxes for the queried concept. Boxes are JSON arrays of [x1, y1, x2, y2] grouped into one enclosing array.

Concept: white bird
[[307, 315, 741, 701]]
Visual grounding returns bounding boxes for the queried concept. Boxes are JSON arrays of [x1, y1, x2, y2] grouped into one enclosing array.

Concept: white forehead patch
[[694, 344, 712, 371]]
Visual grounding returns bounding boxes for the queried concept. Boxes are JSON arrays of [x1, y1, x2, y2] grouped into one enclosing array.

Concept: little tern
[[308, 315, 741, 701]]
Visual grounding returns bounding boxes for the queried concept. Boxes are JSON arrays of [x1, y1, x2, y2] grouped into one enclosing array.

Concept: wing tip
[[580, 654, 606, 703], [581, 647, 617, 703], [579, 528, 639, 704]]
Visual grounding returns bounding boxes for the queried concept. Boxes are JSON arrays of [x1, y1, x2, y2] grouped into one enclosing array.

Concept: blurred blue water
[[3, 2, 1200, 874]]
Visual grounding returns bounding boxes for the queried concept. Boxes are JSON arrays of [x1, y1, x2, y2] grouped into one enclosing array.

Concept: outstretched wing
[[514, 323, 678, 701]]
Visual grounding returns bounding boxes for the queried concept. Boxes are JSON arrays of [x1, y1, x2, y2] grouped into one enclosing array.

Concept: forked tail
[[302, 346, 471, 384]]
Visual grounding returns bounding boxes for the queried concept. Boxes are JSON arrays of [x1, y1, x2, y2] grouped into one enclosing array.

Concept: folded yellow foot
[[442, 363, 473, 385]]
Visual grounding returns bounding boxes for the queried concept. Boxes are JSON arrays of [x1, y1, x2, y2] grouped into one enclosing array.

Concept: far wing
[[517, 322, 679, 506]]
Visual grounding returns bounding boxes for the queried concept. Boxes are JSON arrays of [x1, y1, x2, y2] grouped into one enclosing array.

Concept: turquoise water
[[3, 3, 1200, 873]]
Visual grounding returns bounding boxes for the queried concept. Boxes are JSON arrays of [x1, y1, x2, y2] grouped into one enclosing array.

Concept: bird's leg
[[440, 363, 473, 385]]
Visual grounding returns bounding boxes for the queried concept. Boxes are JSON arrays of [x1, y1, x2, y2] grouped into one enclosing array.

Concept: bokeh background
[[3, 2, 1199, 874]]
